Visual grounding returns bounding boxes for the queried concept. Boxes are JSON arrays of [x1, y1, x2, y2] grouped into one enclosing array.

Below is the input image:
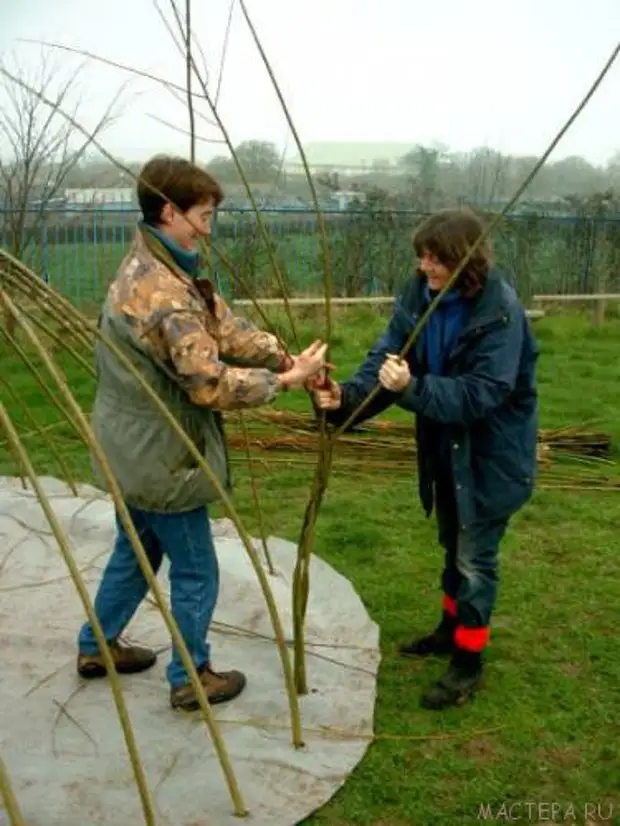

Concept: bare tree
[[0, 50, 121, 334]]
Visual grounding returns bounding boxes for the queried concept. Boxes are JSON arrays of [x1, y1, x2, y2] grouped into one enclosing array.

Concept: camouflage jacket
[[90, 226, 290, 512], [107, 227, 290, 409]]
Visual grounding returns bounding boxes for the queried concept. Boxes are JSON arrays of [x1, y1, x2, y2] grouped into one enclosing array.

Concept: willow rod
[[237, 0, 339, 694], [0, 373, 78, 495], [23, 37, 301, 351], [0, 402, 158, 826], [334, 41, 620, 437], [0, 292, 249, 816], [286, 38, 620, 692], [0, 260, 304, 749], [0, 756, 26, 826]]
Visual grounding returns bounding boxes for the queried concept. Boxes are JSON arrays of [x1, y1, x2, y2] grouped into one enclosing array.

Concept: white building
[[63, 188, 135, 206]]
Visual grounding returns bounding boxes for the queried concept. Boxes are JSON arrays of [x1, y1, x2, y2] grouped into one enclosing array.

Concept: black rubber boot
[[398, 611, 457, 658], [420, 648, 483, 710]]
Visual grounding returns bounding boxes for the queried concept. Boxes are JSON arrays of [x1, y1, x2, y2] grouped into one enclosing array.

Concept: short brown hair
[[137, 154, 224, 224], [412, 207, 491, 296]]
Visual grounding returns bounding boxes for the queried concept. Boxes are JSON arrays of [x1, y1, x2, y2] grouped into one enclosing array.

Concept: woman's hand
[[312, 376, 343, 410], [378, 353, 411, 393], [277, 340, 328, 389]]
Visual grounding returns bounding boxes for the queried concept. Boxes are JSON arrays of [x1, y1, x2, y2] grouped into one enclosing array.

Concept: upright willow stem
[[291, 38, 620, 690], [0, 293, 249, 816], [0, 756, 26, 826], [184, 0, 195, 161], [0, 262, 304, 749], [238, 411, 275, 575], [291, 439, 333, 693], [238, 0, 333, 347], [0, 403, 158, 826], [238, 0, 337, 695]]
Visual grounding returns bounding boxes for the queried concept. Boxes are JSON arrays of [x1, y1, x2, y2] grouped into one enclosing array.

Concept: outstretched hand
[[278, 340, 329, 389]]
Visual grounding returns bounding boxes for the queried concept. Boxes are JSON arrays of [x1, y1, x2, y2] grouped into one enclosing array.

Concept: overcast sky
[[1, 0, 619, 166]]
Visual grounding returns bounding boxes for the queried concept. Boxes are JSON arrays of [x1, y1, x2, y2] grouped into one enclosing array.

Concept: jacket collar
[[131, 227, 216, 311], [140, 221, 202, 278], [414, 270, 511, 332]]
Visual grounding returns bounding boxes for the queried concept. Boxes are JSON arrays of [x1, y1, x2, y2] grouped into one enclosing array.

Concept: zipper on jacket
[[447, 311, 509, 363]]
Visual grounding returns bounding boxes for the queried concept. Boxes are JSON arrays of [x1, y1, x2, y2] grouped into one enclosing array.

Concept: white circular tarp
[[0, 476, 380, 825]]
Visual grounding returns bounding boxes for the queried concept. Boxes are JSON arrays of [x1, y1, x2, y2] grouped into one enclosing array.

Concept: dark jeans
[[78, 504, 219, 688], [435, 473, 508, 642]]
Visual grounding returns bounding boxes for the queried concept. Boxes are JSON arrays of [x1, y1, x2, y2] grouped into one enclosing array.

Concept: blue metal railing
[[2, 206, 620, 307]]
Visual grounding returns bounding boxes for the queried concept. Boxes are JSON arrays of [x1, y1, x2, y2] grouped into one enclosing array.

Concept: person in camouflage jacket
[[76, 155, 327, 711]]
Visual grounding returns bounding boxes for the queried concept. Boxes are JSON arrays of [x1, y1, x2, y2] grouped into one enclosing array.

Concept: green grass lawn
[[1, 307, 619, 825]]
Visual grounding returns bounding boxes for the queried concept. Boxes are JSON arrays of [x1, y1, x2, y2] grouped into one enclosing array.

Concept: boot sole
[[171, 681, 247, 711], [78, 656, 157, 679], [420, 675, 483, 710], [399, 647, 455, 659], [420, 687, 477, 710]]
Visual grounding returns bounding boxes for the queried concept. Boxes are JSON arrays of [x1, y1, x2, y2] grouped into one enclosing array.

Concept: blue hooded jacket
[[326, 271, 540, 528]]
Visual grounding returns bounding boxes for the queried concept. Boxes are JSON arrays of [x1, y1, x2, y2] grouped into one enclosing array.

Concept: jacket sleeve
[[325, 298, 411, 430], [396, 310, 524, 424], [214, 294, 290, 372], [156, 308, 280, 410]]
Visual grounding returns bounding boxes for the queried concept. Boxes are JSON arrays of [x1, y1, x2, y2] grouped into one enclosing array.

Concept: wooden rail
[[231, 295, 546, 319], [532, 293, 620, 325]]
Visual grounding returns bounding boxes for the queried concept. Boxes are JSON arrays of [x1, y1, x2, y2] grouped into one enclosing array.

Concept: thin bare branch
[[152, 0, 211, 95], [20, 36, 303, 346], [184, 0, 196, 160], [334, 40, 620, 436], [146, 112, 226, 144], [215, 0, 236, 107], [238, 0, 333, 348]]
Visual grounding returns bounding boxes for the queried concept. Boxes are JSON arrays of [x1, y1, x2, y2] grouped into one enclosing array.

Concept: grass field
[[1, 305, 619, 825]]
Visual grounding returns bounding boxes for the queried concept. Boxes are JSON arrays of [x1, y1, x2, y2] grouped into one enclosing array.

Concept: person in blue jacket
[[314, 207, 539, 710]]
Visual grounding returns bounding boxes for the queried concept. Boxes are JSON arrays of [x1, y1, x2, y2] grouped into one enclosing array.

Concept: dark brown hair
[[137, 154, 224, 224], [412, 207, 491, 296]]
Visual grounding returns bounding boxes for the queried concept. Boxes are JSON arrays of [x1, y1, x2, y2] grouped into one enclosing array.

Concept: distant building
[[63, 188, 135, 209], [284, 141, 412, 177], [330, 190, 368, 210]]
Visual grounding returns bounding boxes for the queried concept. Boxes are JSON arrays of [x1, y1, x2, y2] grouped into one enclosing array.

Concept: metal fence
[[2, 206, 620, 308]]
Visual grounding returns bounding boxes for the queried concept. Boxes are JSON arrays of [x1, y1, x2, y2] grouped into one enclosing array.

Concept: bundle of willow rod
[[220, 419, 620, 492], [233, 410, 613, 460]]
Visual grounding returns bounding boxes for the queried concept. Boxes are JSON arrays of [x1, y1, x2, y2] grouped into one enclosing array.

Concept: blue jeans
[[78, 504, 219, 689], [435, 472, 508, 629]]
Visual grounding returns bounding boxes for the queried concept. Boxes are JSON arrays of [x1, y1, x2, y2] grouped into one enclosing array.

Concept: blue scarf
[[141, 221, 202, 278], [423, 285, 467, 375]]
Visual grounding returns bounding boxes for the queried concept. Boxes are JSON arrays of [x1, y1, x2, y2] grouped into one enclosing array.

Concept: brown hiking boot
[[77, 640, 157, 679], [170, 663, 246, 711]]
